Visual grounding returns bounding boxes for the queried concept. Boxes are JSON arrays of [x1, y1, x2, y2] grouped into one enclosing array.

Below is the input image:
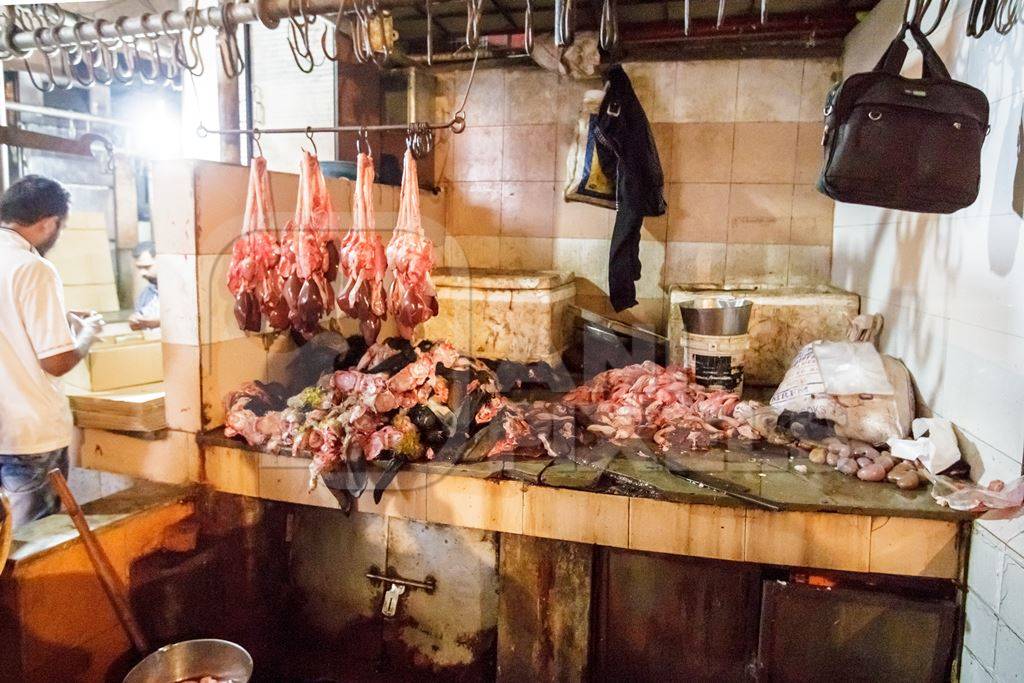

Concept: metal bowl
[[679, 297, 753, 336], [123, 639, 252, 683]]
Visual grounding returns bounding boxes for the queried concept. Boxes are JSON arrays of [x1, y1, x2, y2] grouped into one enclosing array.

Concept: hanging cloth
[[595, 65, 667, 311]]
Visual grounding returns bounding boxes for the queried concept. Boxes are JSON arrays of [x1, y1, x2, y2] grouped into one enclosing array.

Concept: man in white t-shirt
[[0, 176, 104, 527]]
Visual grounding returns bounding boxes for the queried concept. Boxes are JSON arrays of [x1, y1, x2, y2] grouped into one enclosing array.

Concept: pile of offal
[[222, 337, 776, 503], [224, 336, 1012, 510]]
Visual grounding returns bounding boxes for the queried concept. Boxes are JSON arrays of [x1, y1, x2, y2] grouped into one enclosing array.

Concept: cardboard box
[[65, 329, 164, 392]]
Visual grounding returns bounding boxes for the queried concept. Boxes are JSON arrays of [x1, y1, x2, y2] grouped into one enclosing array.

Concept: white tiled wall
[[836, 1, 1024, 678], [249, 23, 337, 171]]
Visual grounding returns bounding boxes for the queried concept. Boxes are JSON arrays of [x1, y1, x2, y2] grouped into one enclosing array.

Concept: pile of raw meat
[[224, 357, 776, 491], [224, 338, 506, 490], [228, 148, 438, 343], [562, 362, 763, 450]]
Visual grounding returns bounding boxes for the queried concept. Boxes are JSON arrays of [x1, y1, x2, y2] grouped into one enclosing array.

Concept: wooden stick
[[47, 469, 150, 654]]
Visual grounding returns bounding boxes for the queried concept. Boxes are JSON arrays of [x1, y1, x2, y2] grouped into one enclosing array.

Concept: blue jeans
[[0, 447, 68, 528]]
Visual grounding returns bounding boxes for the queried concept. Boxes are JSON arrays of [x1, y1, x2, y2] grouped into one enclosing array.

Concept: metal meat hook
[[286, 0, 317, 73], [305, 126, 319, 156], [356, 127, 372, 157], [523, 0, 534, 53], [599, 0, 618, 51], [321, 0, 346, 62], [251, 128, 265, 157]]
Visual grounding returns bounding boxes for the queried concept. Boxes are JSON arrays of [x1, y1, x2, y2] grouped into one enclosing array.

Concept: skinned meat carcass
[[278, 151, 340, 338], [227, 156, 288, 331], [337, 153, 387, 345], [385, 149, 438, 338]]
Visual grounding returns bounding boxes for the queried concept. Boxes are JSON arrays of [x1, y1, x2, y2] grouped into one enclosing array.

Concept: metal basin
[[679, 297, 753, 336], [124, 639, 252, 683]]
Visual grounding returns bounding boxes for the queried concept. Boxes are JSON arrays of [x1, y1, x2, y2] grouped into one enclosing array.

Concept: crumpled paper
[[887, 417, 961, 475]]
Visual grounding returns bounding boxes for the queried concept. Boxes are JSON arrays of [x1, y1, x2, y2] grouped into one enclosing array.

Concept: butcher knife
[[665, 463, 781, 511]]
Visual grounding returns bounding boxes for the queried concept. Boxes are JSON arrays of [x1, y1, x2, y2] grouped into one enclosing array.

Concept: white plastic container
[[681, 331, 750, 394]]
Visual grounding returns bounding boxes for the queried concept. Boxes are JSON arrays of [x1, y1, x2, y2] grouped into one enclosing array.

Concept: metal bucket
[[123, 639, 252, 683], [679, 297, 753, 336]]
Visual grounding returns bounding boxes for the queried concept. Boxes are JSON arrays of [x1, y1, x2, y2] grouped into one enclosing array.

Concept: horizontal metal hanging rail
[[3, 0, 423, 54], [197, 118, 464, 137]]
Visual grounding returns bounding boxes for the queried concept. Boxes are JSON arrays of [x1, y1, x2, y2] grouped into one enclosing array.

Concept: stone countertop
[[197, 429, 972, 523], [6, 480, 198, 565]]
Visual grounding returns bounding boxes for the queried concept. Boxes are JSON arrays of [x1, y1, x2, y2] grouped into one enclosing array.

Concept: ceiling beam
[[412, 0, 454, 41], [488, 0, 522, 30]]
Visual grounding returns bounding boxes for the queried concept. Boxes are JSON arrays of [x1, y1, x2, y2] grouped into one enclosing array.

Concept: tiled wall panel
[[837, 0, 1024, 676], [436, 57, 839, 331]]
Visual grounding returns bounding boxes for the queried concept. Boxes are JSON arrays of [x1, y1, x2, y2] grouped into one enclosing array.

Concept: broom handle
[[47, 469, 150, 654]]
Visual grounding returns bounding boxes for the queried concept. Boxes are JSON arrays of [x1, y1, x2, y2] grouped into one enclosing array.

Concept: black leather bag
[[817, 23, 989, 214]]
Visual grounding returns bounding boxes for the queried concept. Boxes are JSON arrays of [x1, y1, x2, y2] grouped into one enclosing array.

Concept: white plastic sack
[[770, 341, 913, 444]]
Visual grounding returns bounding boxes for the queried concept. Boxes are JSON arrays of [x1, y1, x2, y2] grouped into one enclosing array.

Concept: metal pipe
[[198, 119, 458, 135], [5, 102, 130, 128], [406, 49, 531, 63], [6, 0, 425, 53]]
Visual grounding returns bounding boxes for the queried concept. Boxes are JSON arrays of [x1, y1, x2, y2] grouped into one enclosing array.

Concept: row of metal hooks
[[900, 0, 1018, 38], [286, 0, 394, 72], [199, 48, 477, 158], [1, 2, 246, 92], [203, 120, 437, 160]]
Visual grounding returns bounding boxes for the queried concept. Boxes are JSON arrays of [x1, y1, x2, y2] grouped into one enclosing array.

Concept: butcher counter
[[185, 427, 970, 580]]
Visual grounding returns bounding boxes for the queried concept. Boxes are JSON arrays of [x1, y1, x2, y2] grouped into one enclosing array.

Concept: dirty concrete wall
[[289, 508, 499, 677]]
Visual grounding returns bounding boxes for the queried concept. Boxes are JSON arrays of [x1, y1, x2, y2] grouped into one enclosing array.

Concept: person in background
[[129, 240, 160, 330], [0, 175, 104, 527]]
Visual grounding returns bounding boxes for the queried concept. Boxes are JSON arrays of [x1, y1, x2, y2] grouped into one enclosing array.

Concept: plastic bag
[[770, 341, 913, 444], [919, 470, 1024, 511], [564, 88, 617, 209]]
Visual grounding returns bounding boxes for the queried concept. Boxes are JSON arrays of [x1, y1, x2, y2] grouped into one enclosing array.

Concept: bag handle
[[873, 22, 951, 80]]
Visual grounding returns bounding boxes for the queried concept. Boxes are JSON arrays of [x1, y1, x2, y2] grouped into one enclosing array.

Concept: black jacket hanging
[[595, 65, 667, 312]]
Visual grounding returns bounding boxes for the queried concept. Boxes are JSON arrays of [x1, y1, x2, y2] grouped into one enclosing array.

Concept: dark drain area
[[119, 492, 960, 683]]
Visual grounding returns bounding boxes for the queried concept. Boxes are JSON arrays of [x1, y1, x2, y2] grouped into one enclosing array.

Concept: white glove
[[71, 313, 105, 355]]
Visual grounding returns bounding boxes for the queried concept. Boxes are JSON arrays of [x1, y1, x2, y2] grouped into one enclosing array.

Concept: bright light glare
[[128, 99, 181, 160]]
